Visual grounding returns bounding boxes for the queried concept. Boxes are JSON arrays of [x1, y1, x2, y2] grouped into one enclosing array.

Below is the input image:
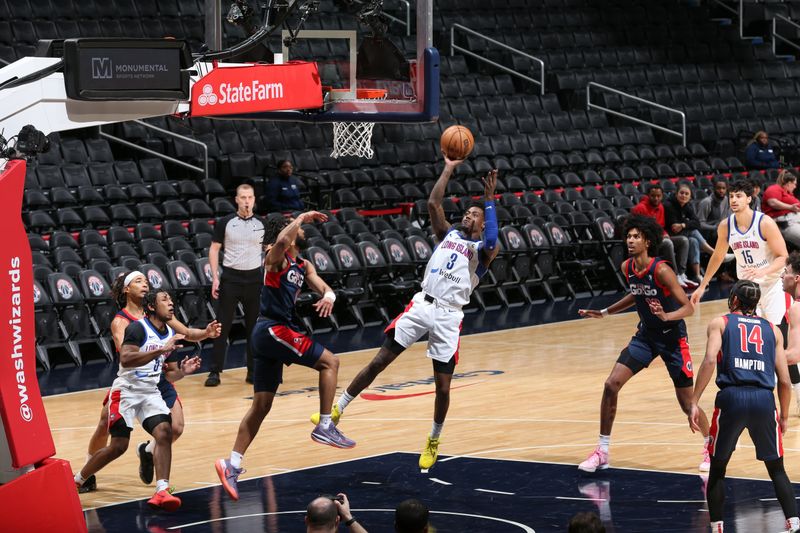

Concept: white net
[[330, 120, 377, 158]]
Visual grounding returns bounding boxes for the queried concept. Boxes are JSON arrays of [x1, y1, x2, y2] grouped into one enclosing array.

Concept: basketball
[[440, 125, 474, 160]]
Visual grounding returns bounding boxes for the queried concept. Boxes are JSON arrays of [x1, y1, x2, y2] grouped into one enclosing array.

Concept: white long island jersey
[[114, 318, 175, 393], [421, 227, 486, 308], [728, 211, 780, 287]]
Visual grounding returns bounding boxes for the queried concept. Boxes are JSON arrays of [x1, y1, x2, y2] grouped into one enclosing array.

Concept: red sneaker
[[147, 490, 181, 512]]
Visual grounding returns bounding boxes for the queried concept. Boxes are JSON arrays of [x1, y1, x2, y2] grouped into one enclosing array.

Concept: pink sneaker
[[699, 446, 711, 472], [578, 447, 609, 473]]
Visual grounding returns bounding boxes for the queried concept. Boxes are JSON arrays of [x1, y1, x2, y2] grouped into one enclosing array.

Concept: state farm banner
[[0, 160, 55, 468], [190, 61, 323, 117]]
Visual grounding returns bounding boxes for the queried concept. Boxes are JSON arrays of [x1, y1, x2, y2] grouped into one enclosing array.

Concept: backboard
[[203, 0, 439, 124]]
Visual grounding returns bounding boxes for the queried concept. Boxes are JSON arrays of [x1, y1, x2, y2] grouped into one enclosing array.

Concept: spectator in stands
[[264, 160, 304, 213], [306, 493, 367, 533], [205, 184, 266, 387], [745, 131, 780, 170], [568, 511, 605, 533], [395, 499, 429, 533], [763, 169, 800, 249], [665, 182, 716, 285], [751, 175, 764, 213], [697, 176, 731, 244], [631, 183, 691, 286]]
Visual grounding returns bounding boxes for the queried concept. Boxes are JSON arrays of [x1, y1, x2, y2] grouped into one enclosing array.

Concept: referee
[[205, 184, 265, 386]]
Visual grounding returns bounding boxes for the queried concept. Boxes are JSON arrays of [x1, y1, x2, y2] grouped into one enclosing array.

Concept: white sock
[[787, 517, 800, 530], [337, 391, 355, 413], [431, 422, 444, 439], [320, 414, 332, 429], [74, 472, 85, 485], [145, 440, 155, 454], [599, 434, 611, 453], [793, 383, 800, 397], [710, 520, 723, 532], [156, 479, 169, 493], [230, 451, 243, 469]]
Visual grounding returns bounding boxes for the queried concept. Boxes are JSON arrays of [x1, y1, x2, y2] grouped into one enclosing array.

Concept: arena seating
[[12, 0, 800, 368]]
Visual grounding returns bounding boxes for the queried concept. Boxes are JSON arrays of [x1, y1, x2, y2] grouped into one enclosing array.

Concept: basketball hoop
[[328, 88, 387, 159]]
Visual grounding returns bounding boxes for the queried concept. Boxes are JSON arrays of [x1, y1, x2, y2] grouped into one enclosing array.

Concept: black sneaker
[[205, 371, 220, 387], [137, 441, 154, 484], [245, 370, 253, 384], [77, 474, 97, 493]]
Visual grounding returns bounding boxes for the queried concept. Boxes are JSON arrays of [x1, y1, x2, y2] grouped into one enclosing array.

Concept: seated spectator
[[395, 499, 429, 533], [568, 511, 606, 533], [306, 493, 367, 533], [751, 176, 764, 212], [264, 159, 304, 213], [665, 182, 715, 285], [631, 183, 691, 286], [762, 169, 800, 249], [745, 130, 780, 170], [697, 176, 730, 244]]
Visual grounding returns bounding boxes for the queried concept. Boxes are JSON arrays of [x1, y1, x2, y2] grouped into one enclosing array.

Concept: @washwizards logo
[[360, 370, 504, 400]]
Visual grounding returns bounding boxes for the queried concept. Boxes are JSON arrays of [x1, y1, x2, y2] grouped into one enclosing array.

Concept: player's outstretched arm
[[266, 211, 328, 268], [692, 219, 731, 305], [653, 262, 694, 321], [428, 154, 462, 241], [304, 260, 336, 318], [479, 169, 500, 269], [579, 260, 634, 318], [690, 317, 724, 432], [741, 216, 788, 282], [167, 317, 222, 342], [774, 326, 791, 433], [785, 304, 800, 365], [163, 356, 202, 383]]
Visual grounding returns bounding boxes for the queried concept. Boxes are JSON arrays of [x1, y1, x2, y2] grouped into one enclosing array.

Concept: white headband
[[124, 271, 145, 287]]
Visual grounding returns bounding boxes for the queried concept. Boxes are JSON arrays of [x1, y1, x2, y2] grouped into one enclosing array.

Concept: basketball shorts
[[756, 281, 792, 325], [385, 291, 463, 366], [709, 386, 782, 462], [103, 380, 180, 410], [618, 326, 693, 387], [251, 320, 326, 394], [107, 384, 170, 435]]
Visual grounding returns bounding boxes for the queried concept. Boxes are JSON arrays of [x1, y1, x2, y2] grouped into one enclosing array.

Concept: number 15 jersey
[[421, 228, 485, 308], [728, 211, 780, 287]]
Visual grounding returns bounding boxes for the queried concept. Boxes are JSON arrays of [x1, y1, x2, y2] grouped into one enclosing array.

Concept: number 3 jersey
[[728, 211, 780, 287], [116, 318, 175, 393], [717, 313, 776, 389], [421, 227, 485, 308], [625, 257, 684, 332]]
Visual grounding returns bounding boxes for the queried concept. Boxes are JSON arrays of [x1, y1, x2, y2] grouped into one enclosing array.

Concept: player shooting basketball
[[311, 154, 500, 471]]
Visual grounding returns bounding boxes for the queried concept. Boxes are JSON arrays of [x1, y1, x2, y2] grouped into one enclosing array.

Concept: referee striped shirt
[[213, 213, 266, 271]]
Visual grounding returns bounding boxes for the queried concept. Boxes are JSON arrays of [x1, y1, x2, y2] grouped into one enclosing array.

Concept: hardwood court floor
[[43, 299, 800, 510]]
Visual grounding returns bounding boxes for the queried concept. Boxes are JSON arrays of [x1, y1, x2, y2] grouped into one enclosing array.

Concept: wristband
[[323, 291, 336, 302], [343, 517, 357, 527], [600, 308, 609, 317]]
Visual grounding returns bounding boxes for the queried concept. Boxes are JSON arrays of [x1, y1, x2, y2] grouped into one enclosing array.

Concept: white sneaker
[[683, 276, 699, 289], [578, 447, 609, 473], [677, 273, 690, 288], [699, 446, 710, 472]]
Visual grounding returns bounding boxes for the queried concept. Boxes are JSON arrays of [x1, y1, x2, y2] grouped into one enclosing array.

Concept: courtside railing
[[450, 24, 545, 95], [384, 0, 412, 36], [100, 119, 208, 178], [586, 82, 686, 147]]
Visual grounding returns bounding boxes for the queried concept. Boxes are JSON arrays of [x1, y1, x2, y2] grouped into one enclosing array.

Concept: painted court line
[[556, 496, 606, 502], [475, 488, 515, 496], [657, 499, 706, 503], [429, 478, 452, 486], [362, 481, 382, 485]]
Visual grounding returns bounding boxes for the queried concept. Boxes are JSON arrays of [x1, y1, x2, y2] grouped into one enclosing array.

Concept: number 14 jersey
[[421, 228, 485, 308], [717, 313, 776, 389]]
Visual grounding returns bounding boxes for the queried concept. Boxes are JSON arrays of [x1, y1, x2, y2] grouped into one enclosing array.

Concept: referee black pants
[[211, 271, 261, 374]]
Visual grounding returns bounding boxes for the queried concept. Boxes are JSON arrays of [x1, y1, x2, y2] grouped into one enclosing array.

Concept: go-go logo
[[197, 84, 218, 106]]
